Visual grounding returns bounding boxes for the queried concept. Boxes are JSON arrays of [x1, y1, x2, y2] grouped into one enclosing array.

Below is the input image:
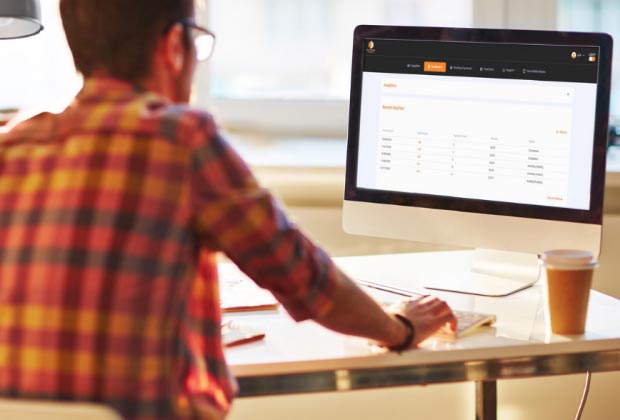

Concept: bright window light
[[557, 0, 620, 116], [205, 0, 473, 102], [0, 0, 81, 113]]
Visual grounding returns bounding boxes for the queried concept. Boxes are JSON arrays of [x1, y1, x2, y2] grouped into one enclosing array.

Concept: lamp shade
[[0, 0, 43, 39]]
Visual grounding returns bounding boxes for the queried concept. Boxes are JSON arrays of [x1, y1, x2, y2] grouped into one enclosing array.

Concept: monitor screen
[[343, 27, 612, 295]]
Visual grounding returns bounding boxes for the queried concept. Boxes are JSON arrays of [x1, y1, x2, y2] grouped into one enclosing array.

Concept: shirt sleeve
[[188, 115, 339, 321]]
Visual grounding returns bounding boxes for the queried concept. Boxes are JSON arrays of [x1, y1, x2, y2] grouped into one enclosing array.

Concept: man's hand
[[386, 296, 457, 347], [312, 271, 457, 352]]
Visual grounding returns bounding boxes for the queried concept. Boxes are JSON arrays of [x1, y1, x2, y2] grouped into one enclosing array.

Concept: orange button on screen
[[424, 61, 447, 73]]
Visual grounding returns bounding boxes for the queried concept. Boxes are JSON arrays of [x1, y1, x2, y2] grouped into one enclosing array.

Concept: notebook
[[218, 263, 279, 313]]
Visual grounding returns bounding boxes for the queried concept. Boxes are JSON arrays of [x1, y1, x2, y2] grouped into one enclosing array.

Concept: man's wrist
[[386, 313, 415, 352]]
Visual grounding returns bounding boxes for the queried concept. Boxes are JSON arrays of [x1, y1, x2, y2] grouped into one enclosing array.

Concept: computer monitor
[[343, 26, 613, 297]]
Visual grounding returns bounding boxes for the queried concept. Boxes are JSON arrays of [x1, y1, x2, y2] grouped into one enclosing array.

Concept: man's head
[[60, 0, 197, 102]]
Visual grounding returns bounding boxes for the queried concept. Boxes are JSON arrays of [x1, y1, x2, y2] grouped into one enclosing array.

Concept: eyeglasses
[[176, 18, 216, 61]]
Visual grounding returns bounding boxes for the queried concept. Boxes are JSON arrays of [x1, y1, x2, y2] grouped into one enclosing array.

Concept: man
[[0, 1, 456, 419]]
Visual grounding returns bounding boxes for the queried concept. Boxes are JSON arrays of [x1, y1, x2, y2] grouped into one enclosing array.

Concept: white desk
[[224, 251, 620, 419]]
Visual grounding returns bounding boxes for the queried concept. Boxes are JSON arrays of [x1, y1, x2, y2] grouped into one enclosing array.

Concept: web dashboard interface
[[356, 39, 600, 210]]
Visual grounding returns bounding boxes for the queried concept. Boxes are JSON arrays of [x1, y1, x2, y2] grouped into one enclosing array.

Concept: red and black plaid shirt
[[0, 78, 339, 419]]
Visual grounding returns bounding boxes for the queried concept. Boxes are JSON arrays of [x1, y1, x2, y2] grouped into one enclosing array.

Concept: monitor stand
[[422, 249, 541, 297]]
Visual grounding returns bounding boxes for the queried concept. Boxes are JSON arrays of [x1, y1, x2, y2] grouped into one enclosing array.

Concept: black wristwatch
[[387, 314, 416, 352]]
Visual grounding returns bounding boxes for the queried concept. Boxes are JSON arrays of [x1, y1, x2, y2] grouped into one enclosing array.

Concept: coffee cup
[[539, 250, 598, 335]]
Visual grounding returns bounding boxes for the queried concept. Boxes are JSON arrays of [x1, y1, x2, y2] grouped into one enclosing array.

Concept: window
[[197, 0, 473, 135], [205, 0, 472, 101], [2, 2, 615, 134], [557, 0, 620, 117], [0, 0, 81, 113], [198, 0, 619, 137]]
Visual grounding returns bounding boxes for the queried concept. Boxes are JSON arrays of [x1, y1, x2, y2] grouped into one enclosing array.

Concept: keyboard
[[356, 280, 496, 337], [449, 310, 496, 337]]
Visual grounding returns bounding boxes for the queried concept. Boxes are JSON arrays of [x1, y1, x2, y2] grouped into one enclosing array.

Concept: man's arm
[[188, 122, 455, 348], [313, 271, 456, 349]]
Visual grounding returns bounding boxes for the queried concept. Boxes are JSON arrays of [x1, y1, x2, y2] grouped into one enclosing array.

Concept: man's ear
[[162, 23, 185, 75]]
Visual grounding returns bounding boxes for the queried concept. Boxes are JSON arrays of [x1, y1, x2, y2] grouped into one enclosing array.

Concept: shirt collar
[[76, 77, 168, 104]]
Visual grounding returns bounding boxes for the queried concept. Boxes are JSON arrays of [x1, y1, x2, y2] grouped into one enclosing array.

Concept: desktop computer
[[343, 26, 613, 296]]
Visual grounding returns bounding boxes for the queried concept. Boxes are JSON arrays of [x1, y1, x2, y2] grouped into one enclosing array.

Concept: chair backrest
[[0, 399, 123, 420]]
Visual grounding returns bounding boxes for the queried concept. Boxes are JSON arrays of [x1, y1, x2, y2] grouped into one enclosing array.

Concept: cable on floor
[[575, 371, 592, 420]]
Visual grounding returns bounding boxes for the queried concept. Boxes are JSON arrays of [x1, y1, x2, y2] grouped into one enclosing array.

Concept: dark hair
[[60, 0, 194, 83]]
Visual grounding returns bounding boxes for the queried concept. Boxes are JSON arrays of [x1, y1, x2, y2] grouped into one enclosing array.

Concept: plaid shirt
[[0, 78, 338, 419]]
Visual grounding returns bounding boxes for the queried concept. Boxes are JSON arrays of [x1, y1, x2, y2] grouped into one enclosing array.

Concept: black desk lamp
[[0, 0, 43, 39]]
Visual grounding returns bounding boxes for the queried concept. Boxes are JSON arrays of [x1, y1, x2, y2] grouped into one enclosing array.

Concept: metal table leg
[[476, 380, 497, 420]]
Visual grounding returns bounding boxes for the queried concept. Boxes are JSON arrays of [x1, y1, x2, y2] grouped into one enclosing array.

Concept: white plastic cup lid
[[540, 249, 597, 267]]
